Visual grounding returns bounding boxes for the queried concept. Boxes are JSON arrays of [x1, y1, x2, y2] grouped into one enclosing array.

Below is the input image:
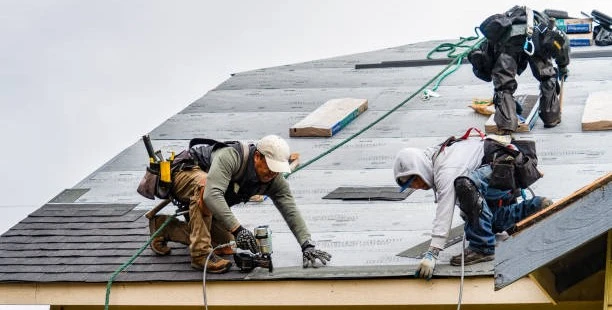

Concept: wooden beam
[[508, 172, 612, 235], [289, 98, 368, 137], [529, 266, 559, 305]]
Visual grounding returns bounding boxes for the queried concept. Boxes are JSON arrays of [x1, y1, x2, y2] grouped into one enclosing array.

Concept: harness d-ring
[[523, 37, 535, 56]]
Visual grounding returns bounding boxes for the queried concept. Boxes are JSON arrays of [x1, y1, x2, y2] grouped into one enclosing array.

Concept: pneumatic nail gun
[[233, 225, 273, 272]]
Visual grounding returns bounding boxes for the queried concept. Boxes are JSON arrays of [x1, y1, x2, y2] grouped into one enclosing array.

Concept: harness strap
[[235, 142, 250, 180], [458, 127, 485, 140], [523, 6, 535, 56], [525, 6, 534, 37]]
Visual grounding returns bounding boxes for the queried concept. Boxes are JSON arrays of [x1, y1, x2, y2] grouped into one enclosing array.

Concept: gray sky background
[[1, 1, 611, 309]]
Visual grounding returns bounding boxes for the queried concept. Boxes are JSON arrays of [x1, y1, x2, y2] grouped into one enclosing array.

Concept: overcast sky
[[1, 1, 611, 309]]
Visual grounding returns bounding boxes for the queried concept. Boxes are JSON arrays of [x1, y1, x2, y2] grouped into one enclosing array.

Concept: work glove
[[232, 225, 259, 254], [301, 240, 332, 268], [558, 66, 569, 81], [415, 247, 440, 280]]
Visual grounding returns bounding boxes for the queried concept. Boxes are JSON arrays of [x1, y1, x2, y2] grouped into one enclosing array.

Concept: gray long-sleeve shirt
[[393, 138, 484, 249], [203, 146, 311, 246]]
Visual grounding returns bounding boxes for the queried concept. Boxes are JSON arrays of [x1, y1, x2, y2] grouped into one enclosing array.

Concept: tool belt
[[137, 160, 173, 200], [484, 139, 542, 191]]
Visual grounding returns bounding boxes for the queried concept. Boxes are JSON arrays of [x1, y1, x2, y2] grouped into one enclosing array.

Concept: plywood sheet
[[289, 98, 368, 137], [582, 91, 612, 131]]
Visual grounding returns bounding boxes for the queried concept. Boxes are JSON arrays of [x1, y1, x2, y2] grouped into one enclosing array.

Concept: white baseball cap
[[256, 135, 291, 173]]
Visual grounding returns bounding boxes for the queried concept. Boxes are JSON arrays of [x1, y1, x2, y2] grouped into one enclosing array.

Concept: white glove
[[415, 247, 439, 280]]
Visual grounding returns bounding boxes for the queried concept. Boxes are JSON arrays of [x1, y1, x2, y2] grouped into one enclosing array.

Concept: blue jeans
[[463, 165, 545, 255]]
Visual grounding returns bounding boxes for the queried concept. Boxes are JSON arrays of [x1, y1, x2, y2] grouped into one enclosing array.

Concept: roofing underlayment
[[0, 39, 610, 290]]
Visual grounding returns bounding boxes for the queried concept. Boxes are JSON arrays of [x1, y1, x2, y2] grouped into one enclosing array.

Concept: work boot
[[149, 215, 191, 256], [191, 253, 232, 273], [149, 216, 171, 256], [213, 246, 235, 256], [543, 119, 561, 128], [454, 177, 483, 227], [150, 236, 171, 256], [450, 248, 494, 266]]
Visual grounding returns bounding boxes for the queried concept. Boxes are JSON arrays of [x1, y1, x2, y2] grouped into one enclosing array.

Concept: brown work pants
[[165, 167, 233, 259]]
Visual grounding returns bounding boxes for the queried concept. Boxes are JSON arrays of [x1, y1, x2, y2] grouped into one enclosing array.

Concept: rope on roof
[[287, 34, 486, 177]]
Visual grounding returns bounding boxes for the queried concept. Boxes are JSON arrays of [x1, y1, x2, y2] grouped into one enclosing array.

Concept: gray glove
[[232, 226, 259, 254], [415, 247, 439, 280], [301, 240, 332, 268]]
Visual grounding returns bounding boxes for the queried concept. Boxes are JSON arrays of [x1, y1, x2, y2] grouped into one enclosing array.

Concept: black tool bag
[[594, 25, 612, 46], [468, 39, 495, 82], [483, 138, 542, 191], [480, 13, 513, 43]]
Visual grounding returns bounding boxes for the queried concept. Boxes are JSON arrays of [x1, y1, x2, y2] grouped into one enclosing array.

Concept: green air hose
[[104, 213, 177, 310], [289, 35, 485, 176], [425, 27, 482, 92], [105, 33, 485, 309]]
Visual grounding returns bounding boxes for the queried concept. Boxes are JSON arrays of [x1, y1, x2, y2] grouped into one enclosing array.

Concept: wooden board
[[507, 172, 612, 235], [581, 91, 612, 131], [289, 98, 368, 137], [485, 94, 539, 134]]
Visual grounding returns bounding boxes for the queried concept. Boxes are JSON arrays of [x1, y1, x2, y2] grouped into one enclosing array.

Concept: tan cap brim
[[265, 156, 291, 173]]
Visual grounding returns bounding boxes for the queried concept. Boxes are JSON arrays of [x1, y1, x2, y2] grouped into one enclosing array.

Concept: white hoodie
[[393, 137, 484, 249]]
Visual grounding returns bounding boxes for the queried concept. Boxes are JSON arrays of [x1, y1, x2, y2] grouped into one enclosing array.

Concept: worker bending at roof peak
[[468, 5, 570, 133], [149, 134, 331, 273], [393, 130, 552, 279]]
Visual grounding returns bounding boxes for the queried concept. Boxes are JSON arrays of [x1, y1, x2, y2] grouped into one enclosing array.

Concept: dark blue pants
[[463, 165, 545, 255]]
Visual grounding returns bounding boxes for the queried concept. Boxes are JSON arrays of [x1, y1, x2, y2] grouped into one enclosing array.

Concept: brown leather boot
[[150, 236, 171, 256], [213, 246, 235, 256], [149, 215, 190, 256], [149, 216, 171, 255], [450, 248, 494, 266], [191, 253, 232, 273]]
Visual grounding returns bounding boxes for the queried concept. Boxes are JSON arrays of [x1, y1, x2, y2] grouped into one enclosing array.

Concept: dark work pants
[[491, 46, 561, 131]]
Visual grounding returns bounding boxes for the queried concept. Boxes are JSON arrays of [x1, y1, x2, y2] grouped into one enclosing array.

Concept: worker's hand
[[301, 240, 332, 268], [415, 247, 439, 280], [558, 66, 569, 81], [232, 226, 259, 254]]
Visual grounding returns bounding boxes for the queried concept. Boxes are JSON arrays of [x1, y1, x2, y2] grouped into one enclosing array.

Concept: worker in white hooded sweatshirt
[[393, 129, 551, 279]]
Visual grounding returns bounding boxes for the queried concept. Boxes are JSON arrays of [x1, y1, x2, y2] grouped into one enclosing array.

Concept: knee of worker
[[540, 77, 559, 96], [533, 196, 553, 211], [522, 196, 553, 218], [188, 204, 213, 232]]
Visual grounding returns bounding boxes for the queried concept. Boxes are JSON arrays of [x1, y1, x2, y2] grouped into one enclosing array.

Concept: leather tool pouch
[[137, 163, 172, 200], [489, 156, 517, 190]]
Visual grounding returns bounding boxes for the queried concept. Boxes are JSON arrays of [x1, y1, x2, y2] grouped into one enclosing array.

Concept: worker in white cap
[[148, 135, 331, 273]]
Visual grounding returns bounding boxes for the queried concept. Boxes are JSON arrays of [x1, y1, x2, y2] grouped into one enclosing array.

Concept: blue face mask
[[398, 175, 416, 193]]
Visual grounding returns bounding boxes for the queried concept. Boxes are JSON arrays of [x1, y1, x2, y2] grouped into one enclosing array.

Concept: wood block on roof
[[289, 98, 368, 137], [582, 91, 612, 131], [485, 94, 539, 134]]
